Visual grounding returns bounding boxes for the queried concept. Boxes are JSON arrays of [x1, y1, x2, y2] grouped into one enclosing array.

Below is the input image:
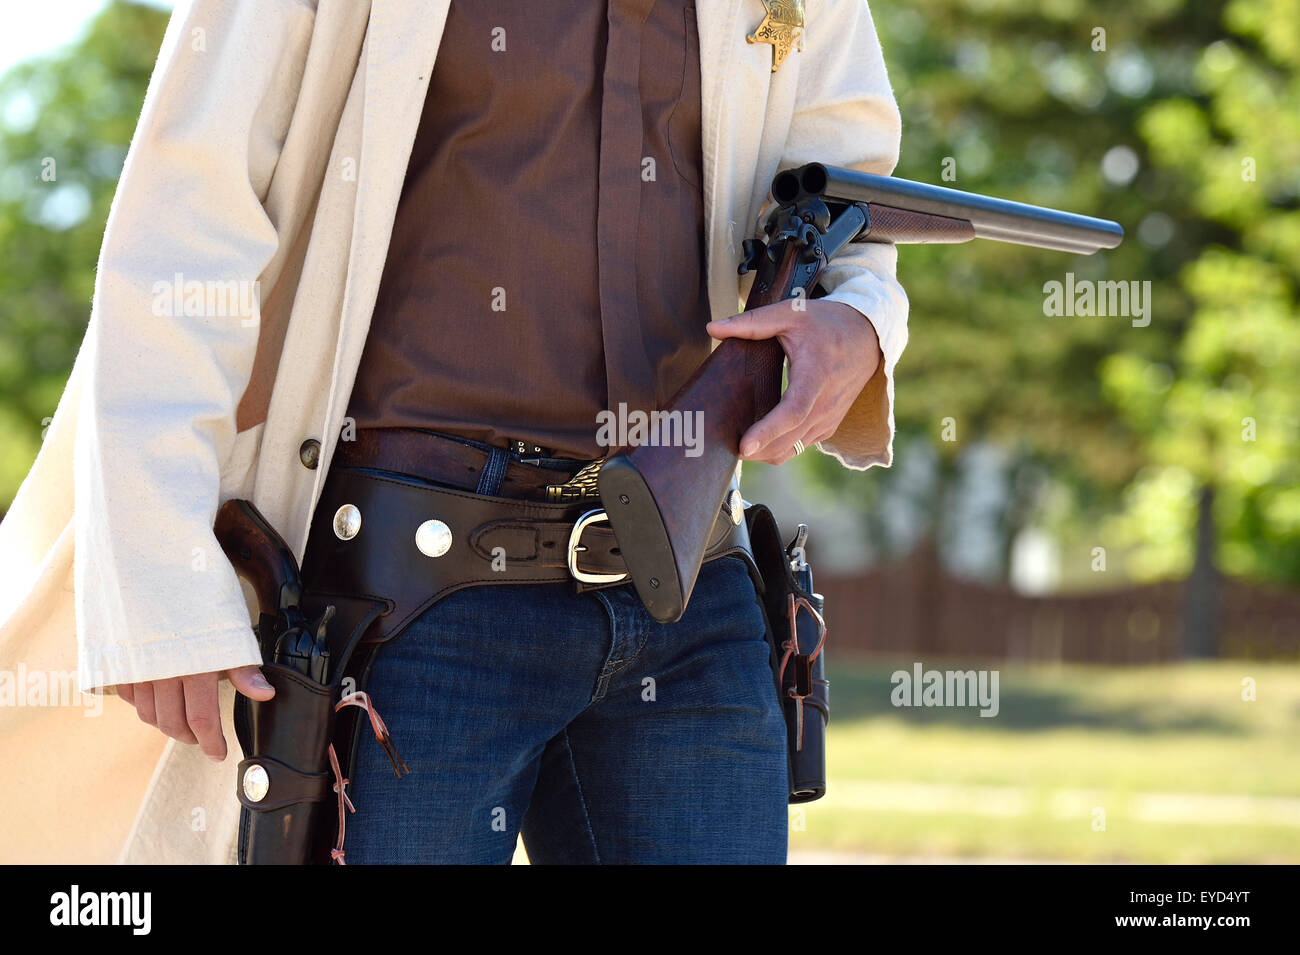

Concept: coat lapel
[[316, 0, 452, 482], [697, 0, 782, 322], [697, 0, 745, 321]]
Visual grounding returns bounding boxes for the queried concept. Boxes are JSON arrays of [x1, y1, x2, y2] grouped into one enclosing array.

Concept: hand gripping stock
[[596, 163, 1123, 624], [597, 207, 830, 623]]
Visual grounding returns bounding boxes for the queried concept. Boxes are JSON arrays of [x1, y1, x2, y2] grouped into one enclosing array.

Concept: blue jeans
[[339, 553, 789, 864]]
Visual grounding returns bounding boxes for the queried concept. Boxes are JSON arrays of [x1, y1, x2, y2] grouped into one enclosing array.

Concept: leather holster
[[233, 592, 388, 865], [744, 504, 830, 803]]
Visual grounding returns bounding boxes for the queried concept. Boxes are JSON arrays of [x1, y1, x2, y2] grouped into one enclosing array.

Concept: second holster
[[744, 504, 830, 803], [230, 592, 393, 865]]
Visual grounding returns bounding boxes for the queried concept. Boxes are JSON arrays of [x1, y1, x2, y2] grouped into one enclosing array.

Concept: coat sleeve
[[778, 0, 909, 469], [74, 0, 318, 690]]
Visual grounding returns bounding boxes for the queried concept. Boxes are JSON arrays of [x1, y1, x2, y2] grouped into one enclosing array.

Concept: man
[[0, 0, 907, 863]]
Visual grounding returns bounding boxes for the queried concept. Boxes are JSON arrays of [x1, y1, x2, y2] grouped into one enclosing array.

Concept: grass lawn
[[792, 659, 1300, 863]]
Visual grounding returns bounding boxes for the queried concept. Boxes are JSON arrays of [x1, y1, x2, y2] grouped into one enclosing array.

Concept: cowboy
[[0, 0, 907, 863]]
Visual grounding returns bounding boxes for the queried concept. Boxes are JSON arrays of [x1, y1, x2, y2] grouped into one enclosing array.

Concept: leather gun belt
[[299, 462, 755, 646]]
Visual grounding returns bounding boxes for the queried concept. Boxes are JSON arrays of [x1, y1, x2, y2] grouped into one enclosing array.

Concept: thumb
[[227, 664, 275, 701], [706, 302, 794, 341]]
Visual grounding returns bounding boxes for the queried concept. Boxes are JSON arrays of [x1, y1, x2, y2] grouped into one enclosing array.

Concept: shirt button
[[298, 438, 321, 470]]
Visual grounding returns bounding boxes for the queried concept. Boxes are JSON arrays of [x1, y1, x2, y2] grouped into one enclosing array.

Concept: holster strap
[[236, 755, 334, 813]]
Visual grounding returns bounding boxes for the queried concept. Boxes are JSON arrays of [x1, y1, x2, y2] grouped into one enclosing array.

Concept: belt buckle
[[567, 508, 628, 585]]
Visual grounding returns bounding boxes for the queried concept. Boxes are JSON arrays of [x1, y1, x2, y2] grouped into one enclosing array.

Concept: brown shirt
[[345, 0, 710, 460]]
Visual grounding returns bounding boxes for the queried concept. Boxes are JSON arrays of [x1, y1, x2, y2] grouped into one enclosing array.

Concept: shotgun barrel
[[772, 162, 1124, 254]]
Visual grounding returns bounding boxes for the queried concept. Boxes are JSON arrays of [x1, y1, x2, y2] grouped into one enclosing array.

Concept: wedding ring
[[793, 439, 805, 455]]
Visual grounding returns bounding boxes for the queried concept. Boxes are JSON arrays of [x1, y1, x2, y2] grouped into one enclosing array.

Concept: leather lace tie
[[327, 691, 410, 864]]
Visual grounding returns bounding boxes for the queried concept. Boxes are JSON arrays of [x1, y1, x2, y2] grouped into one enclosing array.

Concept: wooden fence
[[813, 543, 1300, 663]]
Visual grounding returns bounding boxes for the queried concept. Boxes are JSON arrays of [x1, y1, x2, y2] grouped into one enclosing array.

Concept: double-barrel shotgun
[[596, 162, 1124, 623]]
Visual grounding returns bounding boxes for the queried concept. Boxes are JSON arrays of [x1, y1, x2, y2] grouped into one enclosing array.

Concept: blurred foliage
[[0, 1, 170, 506], [801, 0, 1299, 587], [1101, 0, 1300, 584]]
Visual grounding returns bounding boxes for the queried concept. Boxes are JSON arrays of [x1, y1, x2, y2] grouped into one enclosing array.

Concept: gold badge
[[747, 0, 806, 73]]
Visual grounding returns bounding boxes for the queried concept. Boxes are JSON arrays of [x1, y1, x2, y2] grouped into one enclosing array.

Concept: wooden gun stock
[[598, 242, 815, 622], [214, 499, 304, 618]]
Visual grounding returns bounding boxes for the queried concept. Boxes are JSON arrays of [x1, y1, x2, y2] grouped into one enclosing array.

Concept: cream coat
[[0, 0, 907, 863]]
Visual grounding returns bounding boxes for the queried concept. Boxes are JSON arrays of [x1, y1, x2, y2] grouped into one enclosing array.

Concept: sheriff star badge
[[747, 0, 806, 72]]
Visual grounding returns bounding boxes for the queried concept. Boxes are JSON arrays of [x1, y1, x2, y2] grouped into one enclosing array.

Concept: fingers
[[807, 421, 840, 448], [744, 419, 832, 466], [152, 679, 198, 745], [726, 298, 871, 464], [123, 671, 239, 757], [133, 681, 157, 728], [706, 300, 797, 341], [227, 664, 275, 702], [182, 672, 227, 762], [755, 417, 840, 466], [740, 374, 820, 462]]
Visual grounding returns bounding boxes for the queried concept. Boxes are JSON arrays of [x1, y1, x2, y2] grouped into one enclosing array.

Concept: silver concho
[[415, 518, 453, 558], [242, 763, 269, 803], [333, 503, 361, 540], [727, 488, 745, 526]]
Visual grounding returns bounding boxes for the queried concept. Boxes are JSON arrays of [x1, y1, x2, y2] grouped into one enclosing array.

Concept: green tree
[[1101, 0, 1300, 652], [0, 1, 170, 509], [797, 0, 1299, 614]]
